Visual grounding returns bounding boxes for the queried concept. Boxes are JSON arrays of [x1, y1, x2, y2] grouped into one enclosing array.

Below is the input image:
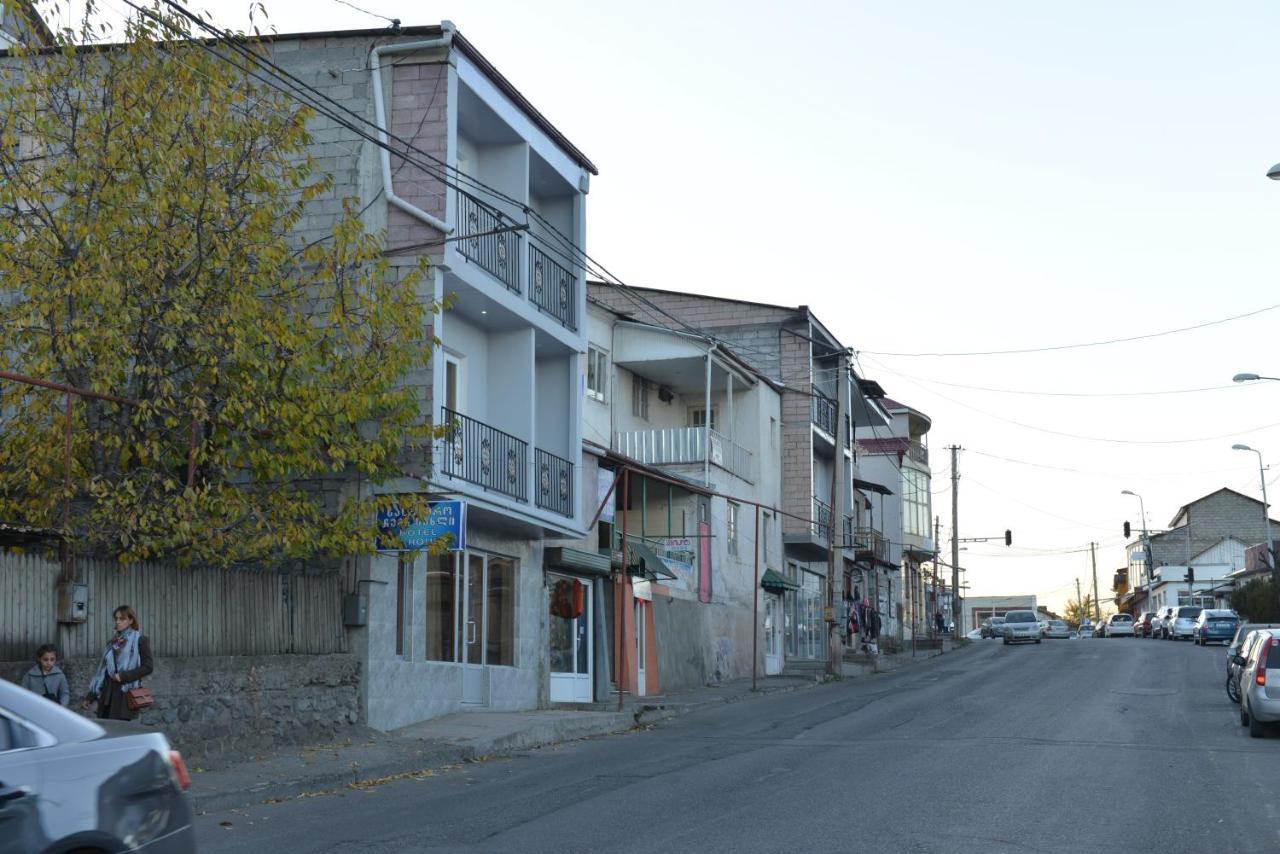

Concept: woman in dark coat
[[83, 604, 154, 721]]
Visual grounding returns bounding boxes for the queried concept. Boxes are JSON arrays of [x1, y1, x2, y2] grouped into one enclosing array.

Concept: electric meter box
[[56, 582, 88, 623]]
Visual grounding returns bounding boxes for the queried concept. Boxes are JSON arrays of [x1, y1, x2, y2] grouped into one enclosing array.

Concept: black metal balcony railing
[[441, 407, 527, 501], [457, 193, 520, 294], [535, 448, 574, 518], [529, 242, 577, 331], [811, 386, 837, 435], [812, 496, 832, 541], [855, 526, 890, 562]]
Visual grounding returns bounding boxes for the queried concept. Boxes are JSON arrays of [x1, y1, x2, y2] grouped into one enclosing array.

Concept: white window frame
[[632, 375, 650, 420], [689, 407, 718, 431], [586, 346, 608, 403]]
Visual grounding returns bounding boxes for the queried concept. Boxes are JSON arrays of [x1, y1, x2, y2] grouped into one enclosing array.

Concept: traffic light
[[1005, 529, 1012, 547], [1185, 567, 1195, 585], [1124, 521, 1131, 539]]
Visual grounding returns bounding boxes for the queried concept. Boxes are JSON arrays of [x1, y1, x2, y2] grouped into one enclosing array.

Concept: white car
[[1043, 620, 1070, 639], [1078, 623, 1095, 639], [1167, 606, 1203, 641], [1106, 613, 1136, 637]]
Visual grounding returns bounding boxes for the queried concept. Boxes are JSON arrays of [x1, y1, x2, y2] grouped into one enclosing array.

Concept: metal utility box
[[56, 582, 88, 623], [343, 593, 369, 627]]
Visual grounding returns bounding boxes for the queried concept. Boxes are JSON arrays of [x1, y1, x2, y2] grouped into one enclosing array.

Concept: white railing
[[613, 426, 756, 483]]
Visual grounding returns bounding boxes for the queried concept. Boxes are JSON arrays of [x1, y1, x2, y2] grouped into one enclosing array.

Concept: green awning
[[761, 568, 799, 591], [545, 546, 612, 578], [625, 539, 677, 581]]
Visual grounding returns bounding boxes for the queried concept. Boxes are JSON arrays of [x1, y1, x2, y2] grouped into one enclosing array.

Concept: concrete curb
[[189, 680, 820, 813]]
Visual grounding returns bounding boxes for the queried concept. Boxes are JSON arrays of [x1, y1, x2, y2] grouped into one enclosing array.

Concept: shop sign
[[377, 500, 467, 551], [655, 536, 696, 590]]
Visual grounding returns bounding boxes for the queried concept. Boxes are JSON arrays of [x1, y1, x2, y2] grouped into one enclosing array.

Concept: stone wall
[[3, 653, 360, 769]]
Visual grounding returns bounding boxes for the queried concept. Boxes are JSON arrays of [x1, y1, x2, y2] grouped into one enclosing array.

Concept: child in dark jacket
[[20, 644, 70, 706]]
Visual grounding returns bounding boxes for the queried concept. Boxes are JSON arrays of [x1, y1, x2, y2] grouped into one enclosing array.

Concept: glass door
[[549, 574, 593, 703], [764, 593, 783, 675], [462, 553, 486, 704], [634, 600, 647, 696]]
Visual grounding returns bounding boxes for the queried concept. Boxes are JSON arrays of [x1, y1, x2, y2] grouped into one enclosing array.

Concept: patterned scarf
[[88, 628, 141, 697]]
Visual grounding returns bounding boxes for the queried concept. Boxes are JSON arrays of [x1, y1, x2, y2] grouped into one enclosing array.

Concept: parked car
[[1134, 611, 1156, 638], [1106, 613, 1136, 637], [1227, 630, 1270, 703], [0, 679, 195, 854], [1194, 609, 1240, 646], [1155, 606, 1176, 638], [981, 617, 1006, 639], [1239, 630, 1280, 737], [1043, 620, 1070, 639], [1077, 623, 1095, 639], [1001, 610, 1043, 645], [1168, 606, 1203, 641]]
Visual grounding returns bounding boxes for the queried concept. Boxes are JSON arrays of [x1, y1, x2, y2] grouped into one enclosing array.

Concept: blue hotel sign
[[377, 500, 467, 552]]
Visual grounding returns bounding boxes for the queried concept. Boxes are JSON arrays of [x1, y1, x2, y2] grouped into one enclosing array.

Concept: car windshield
[[1112, 615, 1131, 622], [1004, 612, 1036, 623], [1050, 621, 1067, 628], [1177, 607, 1202, 618]]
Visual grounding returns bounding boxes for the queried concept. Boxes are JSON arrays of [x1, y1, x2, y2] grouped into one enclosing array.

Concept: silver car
[[0, 679, 195, 853], [1168, 606, 1203, 641], [1001, 610, 1042, 645], [1106, 613, 1136, 637], [1043, 620, 1070, 639], [1239, 630, 1280, 737]]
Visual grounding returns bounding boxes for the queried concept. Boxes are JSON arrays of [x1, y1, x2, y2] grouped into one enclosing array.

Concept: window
[[426, 553, 457, 662], [727, 501, 739, 557], [770, 417, 777, 449], [586, 347, 608, 402], [901, 468, 931, 538], [396, 555, 414, 658], [486, 556, 516, 666], [631, 375, 649, 420], [689, 407, 718, 431], [763, 513, 773, 567]]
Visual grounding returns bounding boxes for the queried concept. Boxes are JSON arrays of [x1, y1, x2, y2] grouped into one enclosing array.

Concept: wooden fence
[[0, 553, 347, 661]]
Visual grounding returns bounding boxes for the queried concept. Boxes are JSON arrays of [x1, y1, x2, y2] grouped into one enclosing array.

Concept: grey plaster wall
[[3, 654, 360, 770]]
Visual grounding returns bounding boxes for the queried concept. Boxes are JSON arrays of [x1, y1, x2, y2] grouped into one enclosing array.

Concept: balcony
[[453, 192, 578, 332], [613, 426, 757, 483], [812, 497, 832, 542], [811, 386, 837, 435], [907, 440, 928, 466], [854, 526, 890, 564], [843, 515, 855, 549], [535, 448, 574, 517], [440, 409, 575, 519], [442, 407, 528, 501]]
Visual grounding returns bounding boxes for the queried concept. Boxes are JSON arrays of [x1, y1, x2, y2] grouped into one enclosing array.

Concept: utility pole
[[1076, 578, 1084, 623], [1090, 542, 1100, 622], [949, 446, 961, 635], [935, 515, 942, 631]]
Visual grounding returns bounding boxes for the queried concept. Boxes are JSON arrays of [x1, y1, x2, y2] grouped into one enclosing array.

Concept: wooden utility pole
[[826, 354, 846, 676], [1090, 542, 1100, 622], [1076, 578, 1084, 622], [949, 446, 961, 635]]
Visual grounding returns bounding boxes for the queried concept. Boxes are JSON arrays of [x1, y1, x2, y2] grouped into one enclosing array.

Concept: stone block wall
[[3, 653, 360, 769]]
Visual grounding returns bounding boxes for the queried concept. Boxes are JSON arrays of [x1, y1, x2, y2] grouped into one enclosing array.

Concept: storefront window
[[486, 556, 516, 666], [426, 553, 456, 662]]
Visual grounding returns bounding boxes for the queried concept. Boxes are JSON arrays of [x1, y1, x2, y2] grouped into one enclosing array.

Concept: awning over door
[[545, 546, 612, 578], [760, 568, 799, 592], [624, 539, 677, 581]]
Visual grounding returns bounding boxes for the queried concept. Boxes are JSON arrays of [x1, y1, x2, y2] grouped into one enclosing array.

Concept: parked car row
[[977, 613, 1073, 643], [1098, 607, 1240, 644], [1223, 622, 1280, 738]]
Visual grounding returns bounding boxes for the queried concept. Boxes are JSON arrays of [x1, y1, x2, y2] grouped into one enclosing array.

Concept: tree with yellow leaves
[[0, 2, 442, 564]]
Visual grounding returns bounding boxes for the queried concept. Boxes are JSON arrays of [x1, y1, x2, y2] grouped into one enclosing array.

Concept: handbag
[[125, 685, 154, 712]]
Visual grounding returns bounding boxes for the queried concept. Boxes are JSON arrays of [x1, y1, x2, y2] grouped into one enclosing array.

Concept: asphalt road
[[194, 637, 1280, 854]]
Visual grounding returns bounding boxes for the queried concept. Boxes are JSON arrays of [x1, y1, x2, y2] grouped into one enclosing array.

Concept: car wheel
[[1241, 704, 1250, 727], [1250, 708, 1266, 738], [1228, 674, 1241, 704]]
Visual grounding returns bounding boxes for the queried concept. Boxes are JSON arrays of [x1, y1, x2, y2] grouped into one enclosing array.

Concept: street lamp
[[1232, 444, 1275, 580], [1233, 373, 1280, 383], [1121, 490, 1154, 622], [1268, 163, 1280, 180]]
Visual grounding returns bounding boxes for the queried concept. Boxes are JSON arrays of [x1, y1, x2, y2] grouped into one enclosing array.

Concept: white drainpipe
[[369, 27, 455, 236]]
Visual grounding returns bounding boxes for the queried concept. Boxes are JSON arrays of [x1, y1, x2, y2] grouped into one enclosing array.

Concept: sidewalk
[[188, 641, 974, 814], [187, 675, 818, 813]]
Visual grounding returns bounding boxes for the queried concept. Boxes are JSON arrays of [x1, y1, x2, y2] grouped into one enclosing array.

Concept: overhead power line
[[860, 300, 1280, 358]]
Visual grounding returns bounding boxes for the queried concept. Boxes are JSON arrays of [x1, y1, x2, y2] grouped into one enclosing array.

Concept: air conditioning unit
[[657, 385, 675, 403]]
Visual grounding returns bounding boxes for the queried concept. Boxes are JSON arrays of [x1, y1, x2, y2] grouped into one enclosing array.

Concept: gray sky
[[60, 0, 1280, 613]]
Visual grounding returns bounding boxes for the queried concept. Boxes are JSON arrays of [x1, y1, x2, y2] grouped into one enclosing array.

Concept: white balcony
[[613, 426, 757, 484]]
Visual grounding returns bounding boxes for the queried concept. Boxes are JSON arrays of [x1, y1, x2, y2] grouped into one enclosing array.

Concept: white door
[[764, 593, 783, 675], [549, 576, 593, 703], [462, 553, 487, 704], [634, 600, 647, 697]]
